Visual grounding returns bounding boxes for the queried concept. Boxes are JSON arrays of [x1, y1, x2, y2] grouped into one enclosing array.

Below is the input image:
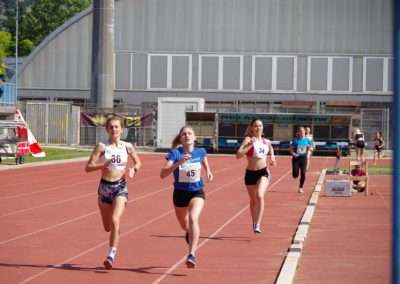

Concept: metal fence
[[25, 102, 72, 145], [20, 101, 391, 150], [360, 108, 390, 150], [0, 83, 16, 106], [79, 126, 155, 147], [79, 104, 156, 147]]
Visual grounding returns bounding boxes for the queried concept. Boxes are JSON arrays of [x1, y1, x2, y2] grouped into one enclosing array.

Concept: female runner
[[289, 126, 314, 193], [160, 125, 213, 268], [85, 115, 141, 269], [236, 118, 276, 234]]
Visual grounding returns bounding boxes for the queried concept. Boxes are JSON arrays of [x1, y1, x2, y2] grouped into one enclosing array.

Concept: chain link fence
[[20, 101, 391, 150]]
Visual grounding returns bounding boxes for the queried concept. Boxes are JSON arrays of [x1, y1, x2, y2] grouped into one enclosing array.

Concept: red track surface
[[0, 154, 391, 283]]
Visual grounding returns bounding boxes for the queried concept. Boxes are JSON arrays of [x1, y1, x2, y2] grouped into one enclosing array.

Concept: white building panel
[[157, 97, 205, 148]]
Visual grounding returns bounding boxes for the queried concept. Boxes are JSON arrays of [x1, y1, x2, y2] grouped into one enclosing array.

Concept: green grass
[[366, 164, 392, 175], [328, 164, 392, 175], [3, 147, 394, 176], [22, 147, 91, 164]]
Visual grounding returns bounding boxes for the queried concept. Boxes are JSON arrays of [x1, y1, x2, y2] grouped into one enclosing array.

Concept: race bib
[[253, 142, 268, 158], [297, 145, 307, 155], [178, 162, 202, 183]]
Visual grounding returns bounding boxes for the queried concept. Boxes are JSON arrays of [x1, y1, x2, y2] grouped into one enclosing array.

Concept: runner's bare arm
[[85, 142, 111, 172], [236, 137, 252, 159]]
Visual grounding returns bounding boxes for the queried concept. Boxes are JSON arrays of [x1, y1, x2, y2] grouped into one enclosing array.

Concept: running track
[[0, 153, 391, 283]]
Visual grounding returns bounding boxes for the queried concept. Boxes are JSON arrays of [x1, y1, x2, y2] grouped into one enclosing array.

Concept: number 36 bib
[[179, 162, 202, 183]]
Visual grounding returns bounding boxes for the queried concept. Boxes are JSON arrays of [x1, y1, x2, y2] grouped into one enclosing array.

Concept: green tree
[[0, 31, 13, 58], [22, 0, 92, 47], [0, 31, 13, 76], [2, 0, 92, 57]]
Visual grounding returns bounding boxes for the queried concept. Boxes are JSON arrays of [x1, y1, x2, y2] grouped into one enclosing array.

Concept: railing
[[0, 83, 17, 106]]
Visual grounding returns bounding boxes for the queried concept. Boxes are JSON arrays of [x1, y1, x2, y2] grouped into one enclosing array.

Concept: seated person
[[350, 164, 367, 192], [0, 77, 4, 98]]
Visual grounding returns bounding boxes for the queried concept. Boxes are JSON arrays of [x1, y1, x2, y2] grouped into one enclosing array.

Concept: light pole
[[15, 0, 19, 99]]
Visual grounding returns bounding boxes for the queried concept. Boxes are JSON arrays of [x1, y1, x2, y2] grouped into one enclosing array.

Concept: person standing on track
[[85, 115, 142, 270], [236, 118, 276, 234], [373, 131, 385, 165], [305, 127, 315, 170], [289, 126, 314, 193], [160, 125, 213, 268], [354, 128, 366, 161]]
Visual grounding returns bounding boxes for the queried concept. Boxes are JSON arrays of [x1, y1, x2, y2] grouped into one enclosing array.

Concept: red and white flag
[[14, 109, 45, 158]]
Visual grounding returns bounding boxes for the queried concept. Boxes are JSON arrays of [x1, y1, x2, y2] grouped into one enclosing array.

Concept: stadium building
[[7, 0, 393, 149]]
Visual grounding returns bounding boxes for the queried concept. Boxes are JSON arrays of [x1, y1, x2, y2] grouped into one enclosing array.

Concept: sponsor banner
[[81, 112, 153, 128], [217, 112, 351, 125], [325, 179, 352, 197]]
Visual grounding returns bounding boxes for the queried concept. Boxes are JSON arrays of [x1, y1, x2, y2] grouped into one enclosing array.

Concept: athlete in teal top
[[289, 127, 314, 193], [291, 136, 313, 157]]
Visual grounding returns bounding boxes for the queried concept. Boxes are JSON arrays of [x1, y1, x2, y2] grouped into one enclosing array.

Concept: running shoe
[[253, 224, 261, 234], [185, 254, 196, 268], [103, 256, 114, 270], [298, 188, 304, 193], [185, 232, 189, 244]]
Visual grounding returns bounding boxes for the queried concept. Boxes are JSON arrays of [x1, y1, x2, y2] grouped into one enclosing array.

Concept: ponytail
[[170, 125, 196, 150], [171, 134, 181, 150]]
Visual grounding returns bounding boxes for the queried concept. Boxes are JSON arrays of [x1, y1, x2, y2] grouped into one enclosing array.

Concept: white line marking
[[16, 165, 247, 282], [0, 192, 96, 218], [14, 160, 264, 282], [152, 171, 290, 283], [0, 185, 172, 245], [18, 210, 174, 284], [0, 179, 96, 201]]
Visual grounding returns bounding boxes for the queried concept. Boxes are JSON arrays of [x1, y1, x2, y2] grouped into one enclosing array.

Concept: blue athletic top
[[165, 147, 207, 191], [291, 137, 313, 157]]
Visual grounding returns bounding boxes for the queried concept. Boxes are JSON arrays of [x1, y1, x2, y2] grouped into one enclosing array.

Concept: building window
[[252, 55, 297, 91], [198, 55, 243, 90], [363, 57, 392, 92], [148, 54, 192, 90], [307, 56, 352, 92]]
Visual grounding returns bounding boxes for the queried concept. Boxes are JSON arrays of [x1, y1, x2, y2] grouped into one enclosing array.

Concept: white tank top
[[246, 138, 269, 159], [100, 140, 129, 170]]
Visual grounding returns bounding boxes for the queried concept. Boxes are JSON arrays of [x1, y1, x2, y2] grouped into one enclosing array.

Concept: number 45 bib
[[179, 161, 202, 183]]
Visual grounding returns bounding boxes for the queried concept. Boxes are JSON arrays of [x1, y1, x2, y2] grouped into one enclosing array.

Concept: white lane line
[[275, 169, 327, 284], [0, 167, 164, 201], [18, 210, 174, 284], [0, 210, 99, 245], [152, 206, 249, 284], [0, 170, 168, 217], [152, 171, 291, 284], [0, 185, 172, 245], [1, 159, 237, 243], [369, 177, 392, 210], [0, 192, 96, 218], [0, 179, 97, 201], [16, 165, 248, 283]]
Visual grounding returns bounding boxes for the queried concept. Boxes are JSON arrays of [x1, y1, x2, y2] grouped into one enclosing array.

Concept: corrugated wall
[[17, 0, 392, 90], [116, 0, 391, 54], [19, 14, 93, 89]]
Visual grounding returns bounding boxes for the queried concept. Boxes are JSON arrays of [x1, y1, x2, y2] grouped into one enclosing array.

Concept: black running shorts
[[173, 188, 205, 207]]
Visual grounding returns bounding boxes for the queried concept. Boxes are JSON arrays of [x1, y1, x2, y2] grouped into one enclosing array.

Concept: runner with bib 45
[[160, 125, 213, 268]]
